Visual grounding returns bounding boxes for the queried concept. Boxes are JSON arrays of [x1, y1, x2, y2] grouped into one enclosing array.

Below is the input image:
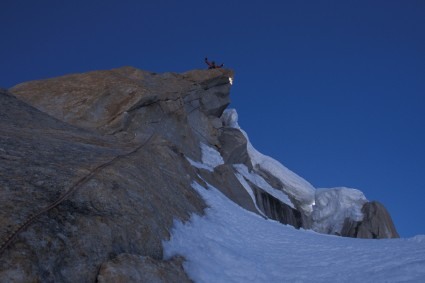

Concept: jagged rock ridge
[[0, 67, 399, 282]]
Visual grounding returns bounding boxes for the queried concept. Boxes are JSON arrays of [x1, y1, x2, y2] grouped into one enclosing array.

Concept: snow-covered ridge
[[220, 109, 382, 235], [222, 109, 315, 213], [187, 108, 395, 238], [245, 132, 315, 211]]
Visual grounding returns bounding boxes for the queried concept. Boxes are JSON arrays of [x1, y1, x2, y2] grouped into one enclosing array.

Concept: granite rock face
[[0, 87, 206, 282], [341, 201, 400, 239], [1, 66, 400, 282], [11, 67, 233, 160], [2, 68, 235, 282]]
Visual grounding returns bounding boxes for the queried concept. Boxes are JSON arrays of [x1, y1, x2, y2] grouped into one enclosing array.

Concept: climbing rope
[[0, 133, 157, 256]]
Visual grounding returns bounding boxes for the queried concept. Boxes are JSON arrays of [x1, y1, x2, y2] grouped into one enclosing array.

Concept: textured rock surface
[[97, 254, 191, 283], [1, 66, 400, 282], [341, 201, 400, 239], [1, 68, 236, 282], [11, 67, 233, 160], [0, 87, 206, 282], [218, 127, 252, 168]]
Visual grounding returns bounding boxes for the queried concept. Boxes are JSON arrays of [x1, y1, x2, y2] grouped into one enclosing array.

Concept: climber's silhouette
[[205, 57, 224, 69]]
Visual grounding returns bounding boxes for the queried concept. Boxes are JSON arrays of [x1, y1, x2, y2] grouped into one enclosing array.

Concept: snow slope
[[164, 182, 425, 283]]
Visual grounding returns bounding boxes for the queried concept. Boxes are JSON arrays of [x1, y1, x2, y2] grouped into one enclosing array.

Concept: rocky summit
[[1, 67, 399, 282]]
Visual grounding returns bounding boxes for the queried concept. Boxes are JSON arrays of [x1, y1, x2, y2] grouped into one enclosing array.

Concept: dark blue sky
[[1, 1, 424, 237]]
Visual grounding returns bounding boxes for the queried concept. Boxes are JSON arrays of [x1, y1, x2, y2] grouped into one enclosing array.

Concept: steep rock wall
[[0, 88, 207, 282], [2, 68, 236, 282]]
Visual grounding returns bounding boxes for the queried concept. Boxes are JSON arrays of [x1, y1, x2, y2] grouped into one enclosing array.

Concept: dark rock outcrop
[[341, 201, 400, 239], [218, 128, 252, 168]]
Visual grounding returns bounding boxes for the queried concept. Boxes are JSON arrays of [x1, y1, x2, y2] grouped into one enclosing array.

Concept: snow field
[[163, 182, 425, 283]]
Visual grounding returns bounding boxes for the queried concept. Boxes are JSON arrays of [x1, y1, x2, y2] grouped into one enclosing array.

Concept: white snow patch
[[221, 108, 240, 129], [186, 157, 214, 172], [186, 143, 224, 172], [200, 143, 224, 169], [312, 187, 368, 235], [234, 164, 294, 209], [164, 182, 425, 283]]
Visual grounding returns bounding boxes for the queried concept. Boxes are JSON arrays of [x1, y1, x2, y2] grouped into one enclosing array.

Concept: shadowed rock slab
[[196, 164, 259, 215], [1, 79, 210, 282], [341, 201, 400, 239]]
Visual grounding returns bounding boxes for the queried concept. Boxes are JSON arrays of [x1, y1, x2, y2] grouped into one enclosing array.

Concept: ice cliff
[[0, 67, 398, 282]]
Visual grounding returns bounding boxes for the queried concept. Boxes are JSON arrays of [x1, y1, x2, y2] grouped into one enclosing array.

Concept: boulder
[[341, 201, 400, 239]]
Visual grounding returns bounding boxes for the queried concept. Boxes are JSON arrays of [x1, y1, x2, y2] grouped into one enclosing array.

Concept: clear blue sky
[[1, 0, 424, 237]]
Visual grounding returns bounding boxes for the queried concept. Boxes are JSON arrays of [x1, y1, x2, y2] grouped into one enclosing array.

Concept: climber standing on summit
[[205, 57, 224, 69]]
